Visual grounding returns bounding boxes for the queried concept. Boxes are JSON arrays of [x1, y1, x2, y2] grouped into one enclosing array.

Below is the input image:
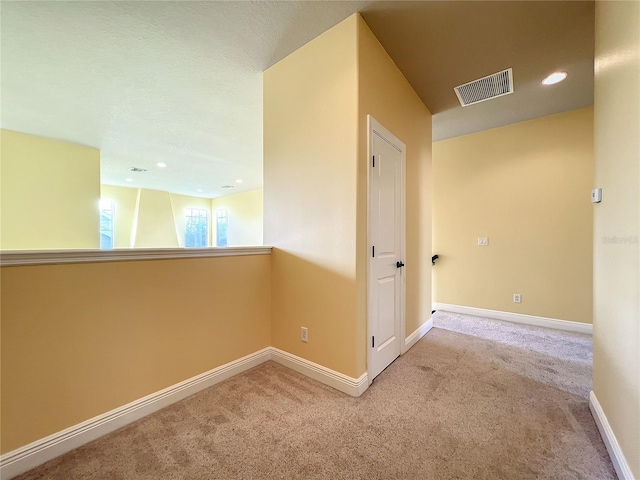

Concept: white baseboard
[[433, 303, 592, 335], [0, 348, 272, 480], [1, 346, 370, 479], [404, 318, 434, 353], [589, 391, 636, 480], [270, 348, 368, 397]]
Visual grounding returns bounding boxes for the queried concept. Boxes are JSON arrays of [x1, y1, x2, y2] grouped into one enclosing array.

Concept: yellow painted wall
[[0, 254, 272, 453], [264, 14, 432, 378], [134, 188, 179, 248], [211, 189, 263, 246], [264, 15, 360, 377], [101, 185, 212, 248], [433, 108, 594, 324], [592, 0, 640, 476], [0, 129, 100, 250], [357, 16, 433, 348]]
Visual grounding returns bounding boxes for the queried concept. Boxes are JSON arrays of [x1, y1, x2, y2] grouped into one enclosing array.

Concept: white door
[[368, 116, 405, 382]]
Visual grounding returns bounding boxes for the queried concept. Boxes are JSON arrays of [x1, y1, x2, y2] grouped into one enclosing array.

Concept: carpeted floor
[[432, 311, 594, 398], [14, 312, 615, 479], [433, 311, 593, 364]]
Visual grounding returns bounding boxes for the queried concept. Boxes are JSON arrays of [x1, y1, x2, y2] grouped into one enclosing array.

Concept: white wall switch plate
[[591, 188, 602, 203]]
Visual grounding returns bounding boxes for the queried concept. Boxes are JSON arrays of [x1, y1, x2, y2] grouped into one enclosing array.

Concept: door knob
[[396, 261, 405, 268]]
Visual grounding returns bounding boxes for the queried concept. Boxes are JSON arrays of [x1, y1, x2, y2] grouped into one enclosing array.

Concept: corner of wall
[[263, 13, 360, 379]]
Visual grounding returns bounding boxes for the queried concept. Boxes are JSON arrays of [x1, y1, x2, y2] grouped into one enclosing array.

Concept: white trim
[[367, 115, 407, 384], [270, 348, 368, 397], [589, 391, 635, 480], [0, 348, 272, 480], [404, 318, 434, 353], [433, 303, 592, 334], [0, 345, 373, 479], [0, 246, 272, 267]]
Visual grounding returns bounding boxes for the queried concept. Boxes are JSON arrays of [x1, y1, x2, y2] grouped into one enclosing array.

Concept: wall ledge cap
[[0, 246, 272, 267]]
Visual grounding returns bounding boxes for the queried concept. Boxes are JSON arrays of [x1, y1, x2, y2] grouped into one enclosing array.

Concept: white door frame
[[367, 115, 407, 385]]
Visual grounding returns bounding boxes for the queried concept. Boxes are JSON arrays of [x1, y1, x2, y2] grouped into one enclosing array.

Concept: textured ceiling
[[1, 1, 595, 197]]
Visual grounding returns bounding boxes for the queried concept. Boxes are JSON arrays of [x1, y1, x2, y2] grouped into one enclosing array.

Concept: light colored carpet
[[433, 311, 592, 364], [433, 310, 594, 398], [14, 313, 615, 479]]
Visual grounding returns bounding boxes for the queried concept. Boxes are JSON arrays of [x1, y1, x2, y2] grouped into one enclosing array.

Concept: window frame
[[184, 207, 209, 248]]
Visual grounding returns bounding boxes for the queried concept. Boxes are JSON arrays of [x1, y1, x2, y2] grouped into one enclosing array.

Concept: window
[[99, 199, 114, 249], [216, 209, 228, 247], [185, 208, 208, 247]]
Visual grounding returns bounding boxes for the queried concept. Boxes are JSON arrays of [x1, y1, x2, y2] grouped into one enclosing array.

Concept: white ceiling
[[1, 1, 594, 198]]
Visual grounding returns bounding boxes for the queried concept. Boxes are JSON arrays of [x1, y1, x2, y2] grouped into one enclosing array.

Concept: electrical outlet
[[301, 327, 308, 342], [478, 237, 489, 246], [513, 294, 522, 303]]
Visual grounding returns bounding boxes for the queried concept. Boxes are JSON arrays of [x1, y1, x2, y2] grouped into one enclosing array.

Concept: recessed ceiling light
[[236, 179, 243, 183], [542, 72, 567, 85], [197, 189, 203, 193], [157, 162, 167, 168], [125, 178, 133, 182]]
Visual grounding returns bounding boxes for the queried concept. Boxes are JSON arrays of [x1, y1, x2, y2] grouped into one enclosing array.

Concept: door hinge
[[372, 246, 375, 257], [372, 336, 375, 348], [372, 155, 375, 167]]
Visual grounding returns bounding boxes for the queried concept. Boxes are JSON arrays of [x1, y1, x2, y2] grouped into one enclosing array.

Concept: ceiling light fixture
[[125, 178, 133, 182], [197, 189, 203, 193], [542, 72, 567, 85], [128, 167, 148, 173], [221, 185, 235, 189], [157, 162, 167, 168], [236, 179, 243, 183]]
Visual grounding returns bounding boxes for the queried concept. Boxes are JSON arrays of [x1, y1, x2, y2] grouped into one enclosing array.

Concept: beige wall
[[211, 189, 263, 246], [592, 0, 640, 476], [433, 108, 594, 324], [0, 129, 100, 250], [135, 188, 180, 248], [0, 254, 272, 453], [264, 15, 360, 377], [357, 16, 433, 346], [101, 185, 212, 248], [264, 14, 431, 378]]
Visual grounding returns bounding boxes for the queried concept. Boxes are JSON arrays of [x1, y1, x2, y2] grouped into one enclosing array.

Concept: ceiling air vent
[[454, 68, 513, 107]]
